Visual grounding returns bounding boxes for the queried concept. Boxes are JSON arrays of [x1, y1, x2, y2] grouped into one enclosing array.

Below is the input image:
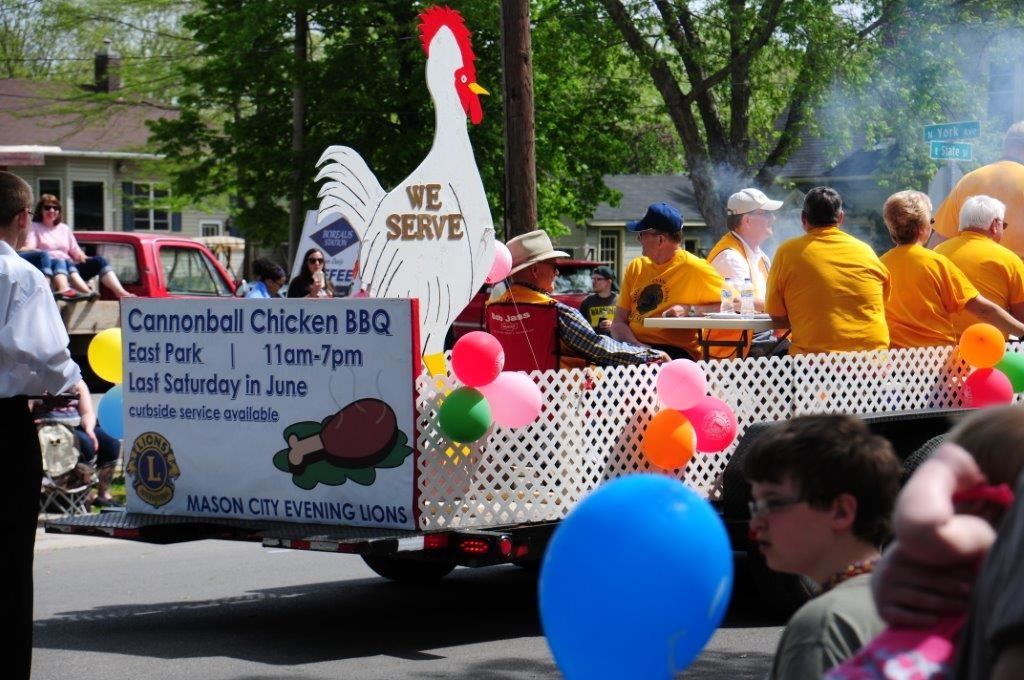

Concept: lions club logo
[[126, 432, 181, 508]]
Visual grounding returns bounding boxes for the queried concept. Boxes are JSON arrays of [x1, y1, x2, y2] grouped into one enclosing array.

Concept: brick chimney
[[94, 38, 121, 92]]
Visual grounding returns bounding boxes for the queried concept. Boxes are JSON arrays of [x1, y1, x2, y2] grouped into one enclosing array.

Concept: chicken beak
[[469, 82, 489, 96]]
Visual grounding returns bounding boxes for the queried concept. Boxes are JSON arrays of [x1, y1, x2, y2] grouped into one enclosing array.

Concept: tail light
[[458, 539, 490, 554], [424, 534, 450, 550]]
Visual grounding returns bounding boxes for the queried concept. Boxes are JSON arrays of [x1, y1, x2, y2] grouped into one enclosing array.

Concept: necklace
[[822, 556, 878, 593]]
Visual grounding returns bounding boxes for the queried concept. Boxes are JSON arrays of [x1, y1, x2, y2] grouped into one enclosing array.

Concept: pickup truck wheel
[[361, 555, 455, 582]]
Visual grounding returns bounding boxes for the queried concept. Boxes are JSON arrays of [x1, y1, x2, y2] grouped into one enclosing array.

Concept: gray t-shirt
[[956, 474, 1024, 679], [771, 573, 884, 680]]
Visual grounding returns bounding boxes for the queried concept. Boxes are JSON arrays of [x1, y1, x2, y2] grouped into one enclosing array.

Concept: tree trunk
[[501, 0, 537, 239], [288, 6, 308, 265]]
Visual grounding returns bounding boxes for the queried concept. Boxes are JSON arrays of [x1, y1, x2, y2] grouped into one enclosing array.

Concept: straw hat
[[507, 230, 569, 275]]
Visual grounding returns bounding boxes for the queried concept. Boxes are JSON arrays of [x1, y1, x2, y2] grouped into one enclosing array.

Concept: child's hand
[[896, 442, 995, 563]]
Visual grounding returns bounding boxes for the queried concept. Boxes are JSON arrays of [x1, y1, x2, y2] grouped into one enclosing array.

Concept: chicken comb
[[418, 5, 476, 65]]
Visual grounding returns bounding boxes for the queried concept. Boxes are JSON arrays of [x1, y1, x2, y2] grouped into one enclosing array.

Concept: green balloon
[[996, 353, 1024, 393], [438, 387, 492, 442]]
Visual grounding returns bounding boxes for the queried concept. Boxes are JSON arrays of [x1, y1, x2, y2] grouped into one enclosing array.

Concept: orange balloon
[[959, 323, 1006, 368], [643, 409, 696, 470]]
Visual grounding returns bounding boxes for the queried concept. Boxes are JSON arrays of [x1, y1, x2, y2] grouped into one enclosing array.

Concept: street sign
[[929, 141, 973, 161], [923, 121, 980, 142]]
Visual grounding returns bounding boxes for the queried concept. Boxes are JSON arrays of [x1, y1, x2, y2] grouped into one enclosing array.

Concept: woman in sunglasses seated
[[22, 194, 134, 301], [287, 247, 334, 298]]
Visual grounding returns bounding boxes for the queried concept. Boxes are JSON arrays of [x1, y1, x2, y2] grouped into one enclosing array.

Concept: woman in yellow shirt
[[880, 190, 1024, 347]]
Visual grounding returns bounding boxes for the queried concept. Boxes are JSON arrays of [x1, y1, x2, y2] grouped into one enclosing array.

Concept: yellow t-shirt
[[880, 244, 978, 348], [934, 231, 1024, 337], [618, 248, 723, 357], [933, 160, 1024, 258], [765, 226, 890, 355]]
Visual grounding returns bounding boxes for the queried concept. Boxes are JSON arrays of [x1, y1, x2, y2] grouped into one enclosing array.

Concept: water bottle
[[720, 278, 735, 314], [740, 278, 755, 317]]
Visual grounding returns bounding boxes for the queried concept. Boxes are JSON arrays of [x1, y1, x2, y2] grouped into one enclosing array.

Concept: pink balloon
[[683, 396, 738, 453], [963, 368, 1015, 408], [451, 331, 505, 387], [656, 360, 708, 411], [486, 242, 513, 284], [479, 371, 543, 427]]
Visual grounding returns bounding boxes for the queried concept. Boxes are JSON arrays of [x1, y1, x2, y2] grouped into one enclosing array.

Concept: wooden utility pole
[[288, 7, 308, 264], [501, 0, 537, 239]]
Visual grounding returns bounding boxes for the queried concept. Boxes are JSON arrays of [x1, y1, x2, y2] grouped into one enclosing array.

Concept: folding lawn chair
[[37, 419, 94, 516]]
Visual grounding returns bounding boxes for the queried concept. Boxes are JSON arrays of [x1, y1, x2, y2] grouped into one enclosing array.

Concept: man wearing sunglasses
[[935, 194, 1024, 339], [611, 202, 724, 360], [743, 414, 901, 680]]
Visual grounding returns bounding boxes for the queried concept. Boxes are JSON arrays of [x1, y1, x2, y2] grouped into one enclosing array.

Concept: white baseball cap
[[727, 188, 783, 215]]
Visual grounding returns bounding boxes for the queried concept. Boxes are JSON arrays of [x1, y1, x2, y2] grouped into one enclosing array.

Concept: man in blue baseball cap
[[611, 202, 725, 360]]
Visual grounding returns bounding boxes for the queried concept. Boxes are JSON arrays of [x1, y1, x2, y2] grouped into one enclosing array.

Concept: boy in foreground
[[743, 414, 901, 679]]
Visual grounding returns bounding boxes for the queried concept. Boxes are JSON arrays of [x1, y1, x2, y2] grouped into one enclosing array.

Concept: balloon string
[[501, 279, 544, 372]]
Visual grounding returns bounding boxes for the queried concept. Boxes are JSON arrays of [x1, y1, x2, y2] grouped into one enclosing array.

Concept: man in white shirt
[[0, 171, 81, 680], [706, 187, 786, 356], [707, 188, 781, 308]]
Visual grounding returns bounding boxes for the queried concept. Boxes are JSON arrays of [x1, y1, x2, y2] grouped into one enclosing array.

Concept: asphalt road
[[33, 527, 782, 679]]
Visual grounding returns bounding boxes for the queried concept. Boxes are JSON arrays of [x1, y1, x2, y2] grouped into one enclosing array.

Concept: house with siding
[[0, 48, 228, 239]]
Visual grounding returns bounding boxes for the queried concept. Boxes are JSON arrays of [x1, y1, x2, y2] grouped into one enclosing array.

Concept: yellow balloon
[[87, 327, 123, 384]]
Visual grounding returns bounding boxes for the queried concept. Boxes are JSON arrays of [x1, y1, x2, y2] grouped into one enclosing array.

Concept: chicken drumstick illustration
[[286, 398, 399, 473]]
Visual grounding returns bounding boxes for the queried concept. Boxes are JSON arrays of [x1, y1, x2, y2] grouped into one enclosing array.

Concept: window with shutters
[[132, 182, 171, 230]]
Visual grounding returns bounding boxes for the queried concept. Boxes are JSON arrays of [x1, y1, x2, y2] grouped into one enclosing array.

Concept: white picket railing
[[414, 345, 1005, 531]]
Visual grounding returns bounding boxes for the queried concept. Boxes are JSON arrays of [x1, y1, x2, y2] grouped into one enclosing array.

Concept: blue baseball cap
[[626, 202, 683, 233]]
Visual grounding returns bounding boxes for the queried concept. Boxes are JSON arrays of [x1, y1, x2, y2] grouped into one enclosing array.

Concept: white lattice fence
[[414, 345, 987, 531], [791, 346, 969, 415]]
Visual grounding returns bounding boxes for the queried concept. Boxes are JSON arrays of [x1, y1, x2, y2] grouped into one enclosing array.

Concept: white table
[[643, 315, 782, 358]]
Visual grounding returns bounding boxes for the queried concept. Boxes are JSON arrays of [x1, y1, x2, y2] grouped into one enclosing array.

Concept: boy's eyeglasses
[[748, 497, 805, 518]]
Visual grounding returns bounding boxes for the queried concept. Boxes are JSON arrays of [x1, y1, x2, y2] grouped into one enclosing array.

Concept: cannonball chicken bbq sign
[[121, 298, 420, 529], [121, 5, 492, 530]]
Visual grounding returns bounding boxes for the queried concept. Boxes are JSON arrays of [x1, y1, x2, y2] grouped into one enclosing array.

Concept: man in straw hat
[[611, 202, 725, 360], [932, 121, 1024, 258], [490, 230, 667, 367]]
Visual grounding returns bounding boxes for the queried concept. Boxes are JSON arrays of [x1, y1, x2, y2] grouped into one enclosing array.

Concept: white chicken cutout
[[314, 5, 495, 376]]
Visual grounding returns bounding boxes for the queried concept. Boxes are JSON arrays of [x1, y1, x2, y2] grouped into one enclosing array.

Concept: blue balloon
[[539, 475, 732, 680], [96, 385, 124, 440]]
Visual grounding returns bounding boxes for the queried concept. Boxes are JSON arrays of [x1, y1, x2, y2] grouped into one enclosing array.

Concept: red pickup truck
[[61, 231, 239, 387], [76, 231, 238, 299]]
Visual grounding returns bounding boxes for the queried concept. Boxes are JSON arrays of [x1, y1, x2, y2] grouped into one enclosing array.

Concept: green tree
[[0, 0, 192, 96], [148, 0, 682, 248], [594, 0, 1024, 235], [594, 0, 905, 234]]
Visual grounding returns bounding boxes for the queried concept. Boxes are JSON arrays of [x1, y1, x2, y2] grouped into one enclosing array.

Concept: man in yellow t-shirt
[[765, 187, 890, 355], [880, 191, 1024, 347], [934, 194, 1024, 337], [611, 202, 724, 359], [932, 121, 1024, 258]]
